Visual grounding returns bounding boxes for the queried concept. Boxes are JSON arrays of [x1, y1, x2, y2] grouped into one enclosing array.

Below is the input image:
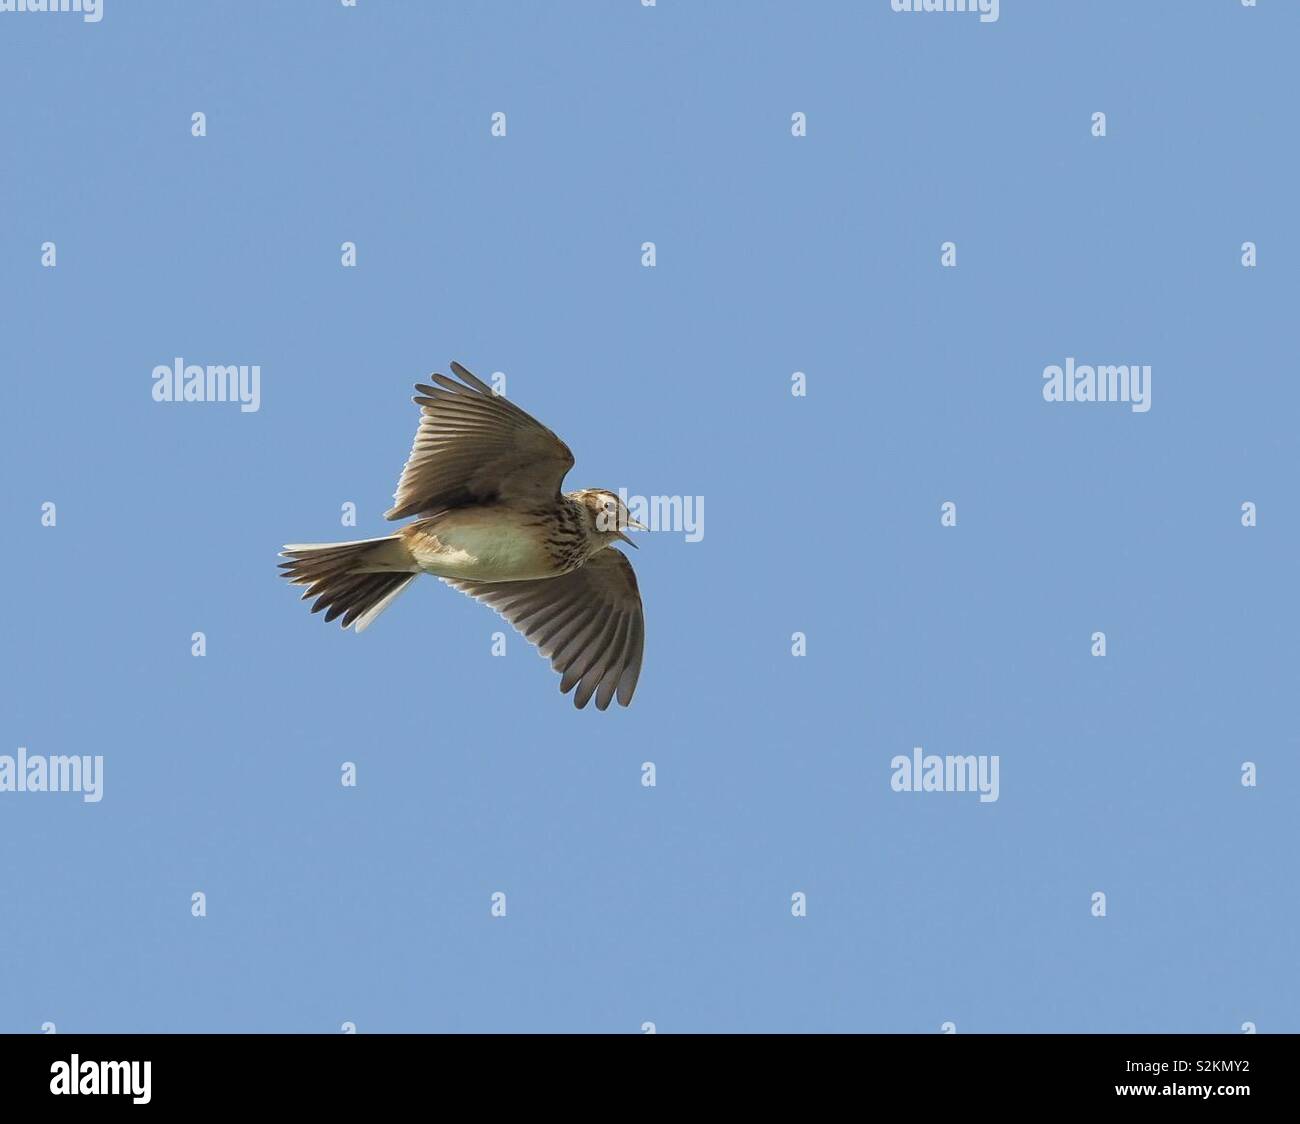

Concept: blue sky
[[2, 0, 1296, 1032]]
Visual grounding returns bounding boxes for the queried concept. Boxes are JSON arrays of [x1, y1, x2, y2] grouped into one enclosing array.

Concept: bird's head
[[573, 489, 646, 549]]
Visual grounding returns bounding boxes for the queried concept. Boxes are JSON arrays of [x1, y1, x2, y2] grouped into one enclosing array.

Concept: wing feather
[[387, 361, 575, 520], [442, 550, 645, 710]]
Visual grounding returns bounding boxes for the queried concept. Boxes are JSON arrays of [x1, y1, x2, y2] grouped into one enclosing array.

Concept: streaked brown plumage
[[278, 362, 645, 709]]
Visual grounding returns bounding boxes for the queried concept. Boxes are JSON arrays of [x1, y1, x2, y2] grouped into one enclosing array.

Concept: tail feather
[[279, 535, 416, 632]]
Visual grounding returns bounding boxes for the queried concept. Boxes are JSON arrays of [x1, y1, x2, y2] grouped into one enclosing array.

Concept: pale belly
[[403, 509, 567, 582]]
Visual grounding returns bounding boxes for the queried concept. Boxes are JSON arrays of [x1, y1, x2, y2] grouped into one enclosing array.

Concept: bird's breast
[[403, 508, 583, 582]]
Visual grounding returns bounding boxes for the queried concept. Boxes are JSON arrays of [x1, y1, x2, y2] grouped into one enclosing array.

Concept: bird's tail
[[278, 535, 417, 632]]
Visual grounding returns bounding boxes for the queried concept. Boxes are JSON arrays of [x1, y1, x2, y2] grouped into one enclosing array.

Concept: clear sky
[[3, 0, 1296, 1033]]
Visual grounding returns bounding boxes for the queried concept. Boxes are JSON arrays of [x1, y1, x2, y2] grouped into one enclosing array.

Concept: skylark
[[278, 362, 646, 710]]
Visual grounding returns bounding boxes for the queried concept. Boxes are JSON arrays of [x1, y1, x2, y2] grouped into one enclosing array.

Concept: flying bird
[[279, 362, 646, 710]]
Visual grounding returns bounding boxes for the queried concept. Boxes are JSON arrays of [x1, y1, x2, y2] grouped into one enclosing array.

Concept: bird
[[278, 362, 646, 710]]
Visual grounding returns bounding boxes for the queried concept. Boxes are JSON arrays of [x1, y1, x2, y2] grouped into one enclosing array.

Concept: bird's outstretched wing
[[442, 549, 645, 710], [386, 361, 575, 521]]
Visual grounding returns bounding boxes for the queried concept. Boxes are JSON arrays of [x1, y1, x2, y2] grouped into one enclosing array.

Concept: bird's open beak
[[613, 530, 639, 549], [625, 517, 648, 531]]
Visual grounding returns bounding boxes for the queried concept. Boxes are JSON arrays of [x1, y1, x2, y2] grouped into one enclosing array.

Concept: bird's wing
[[442, 549, 645, 710], [386, 361, 575, 520]]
